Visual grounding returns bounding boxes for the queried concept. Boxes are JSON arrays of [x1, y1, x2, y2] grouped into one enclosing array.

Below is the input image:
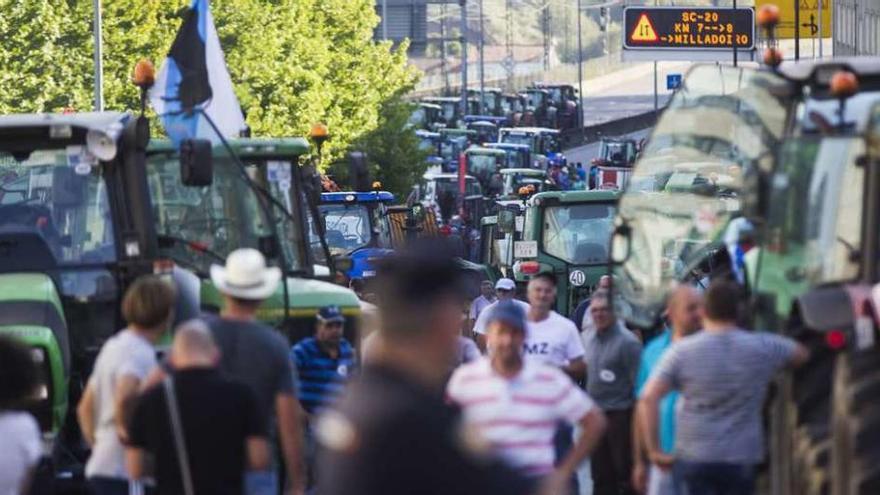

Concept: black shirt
[[315, 364, 535, 495], [128, 368, 266, 495]]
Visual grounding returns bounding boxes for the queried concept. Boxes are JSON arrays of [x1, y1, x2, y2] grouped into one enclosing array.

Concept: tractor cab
[[409, 102, 444, 131], [464, 146, 507, 196], [467, 87, 505, 116], [514, 190, 619, 316], [478, 199, 528, 279], [421, 96, 467, 128], [438, 128, 477, 172], [463, 115, 506, 143], [501, 93, 527, 126], [418, 172, 482, 223], [530, 82, 580, 131], [318, 190, 395, 279], [594, 138, 638, 167], [499, 168, 552, 198], [499, 127, 560, 168], [484, 142, 532, 169], [522, 88, 552, 128], [417, 130, 443, 163]]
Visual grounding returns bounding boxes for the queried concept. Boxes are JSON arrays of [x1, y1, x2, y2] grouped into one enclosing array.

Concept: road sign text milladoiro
[[624, 7, 755, 51]]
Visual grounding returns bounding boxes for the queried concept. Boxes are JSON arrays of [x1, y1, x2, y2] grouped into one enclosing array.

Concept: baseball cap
[[317, 305, 345, 323], [495, 278, 516, 291], [486, 300, 526, 332]]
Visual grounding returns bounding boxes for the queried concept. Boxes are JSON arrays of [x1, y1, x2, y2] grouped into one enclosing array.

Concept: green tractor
[[512, 190, 618, 316], [146, 138, 361, 343]]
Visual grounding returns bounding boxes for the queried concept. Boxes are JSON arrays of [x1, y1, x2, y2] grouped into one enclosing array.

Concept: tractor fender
[[794, 285, 855, 332]]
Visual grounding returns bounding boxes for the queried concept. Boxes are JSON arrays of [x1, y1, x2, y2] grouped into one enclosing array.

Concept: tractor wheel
[[830, 350, 880, 495]]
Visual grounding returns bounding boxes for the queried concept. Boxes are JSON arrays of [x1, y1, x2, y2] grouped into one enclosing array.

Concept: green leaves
[[0, 0, 418, 168]]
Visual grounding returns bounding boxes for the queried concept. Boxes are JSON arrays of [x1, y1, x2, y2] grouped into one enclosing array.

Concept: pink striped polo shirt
[[446, 358, 595, 477]]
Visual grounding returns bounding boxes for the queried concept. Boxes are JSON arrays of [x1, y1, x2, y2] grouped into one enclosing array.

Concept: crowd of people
[[0, 242, 811, 495]]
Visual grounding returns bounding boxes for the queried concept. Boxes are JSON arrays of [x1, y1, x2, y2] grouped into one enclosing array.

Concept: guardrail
[[562, 108, 662, 148]]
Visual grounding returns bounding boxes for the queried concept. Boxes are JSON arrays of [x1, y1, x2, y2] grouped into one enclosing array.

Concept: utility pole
[[794, 0, 800, 60], [732, 0, 738, 66], [381, 0, 388, 40], [460, 0, 468, 117], [577, 0, 585, 131], [818, 0, 823, 58], [93, 0, 104, 111], [505, 0, 515, 90], [479, 0, 486, 115], [441, 3, 451, 94], [542, 4, 551, 71]]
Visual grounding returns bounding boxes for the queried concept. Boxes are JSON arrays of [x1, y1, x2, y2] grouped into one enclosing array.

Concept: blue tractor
[[319, 191, 396, 279]]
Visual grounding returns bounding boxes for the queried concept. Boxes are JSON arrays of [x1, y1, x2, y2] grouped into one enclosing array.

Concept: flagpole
[[93, 0, 104, 111]]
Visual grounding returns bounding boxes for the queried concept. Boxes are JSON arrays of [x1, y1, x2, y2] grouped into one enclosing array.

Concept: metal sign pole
[[732, 0, 737, 66], [479, 0, 485, 115], [794, 0, 800, 60], [818, 0, 823, 58], [382, 0, 388, 40], [93, 0, 104, 112], [460, 0, 468, 117], [577, 0, 585, 131]]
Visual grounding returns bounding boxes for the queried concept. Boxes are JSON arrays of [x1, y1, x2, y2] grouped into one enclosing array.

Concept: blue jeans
[[245, 470, 278, 495], [673, 461, 755, 495]]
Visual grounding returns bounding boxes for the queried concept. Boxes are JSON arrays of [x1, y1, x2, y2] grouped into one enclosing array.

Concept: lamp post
[[576, 0, 585, 132], [460, 0, 469, 118], [93, 0, 104, 111]]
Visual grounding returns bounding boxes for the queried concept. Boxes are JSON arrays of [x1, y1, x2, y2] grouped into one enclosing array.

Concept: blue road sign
[[667, 73, 682, 90]]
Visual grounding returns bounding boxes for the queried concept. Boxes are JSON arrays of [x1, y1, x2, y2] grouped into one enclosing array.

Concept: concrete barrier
[[564, 108, 663, 148]]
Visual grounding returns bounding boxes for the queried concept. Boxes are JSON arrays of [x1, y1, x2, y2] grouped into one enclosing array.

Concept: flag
[[150, 0, 246, 146]]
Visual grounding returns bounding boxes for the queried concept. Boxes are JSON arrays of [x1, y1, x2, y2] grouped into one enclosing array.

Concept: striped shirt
[[446, 358, 595, 477], [291, 338, 357, 414], [651, 329, 797, 464]]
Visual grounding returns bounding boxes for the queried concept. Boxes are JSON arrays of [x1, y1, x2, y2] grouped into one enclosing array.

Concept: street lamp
[[576, 0, 585, 132]]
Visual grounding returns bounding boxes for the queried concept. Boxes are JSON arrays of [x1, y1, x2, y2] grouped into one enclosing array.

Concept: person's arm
[[276, 393, 306, 495], [631, 402, 648, 494], [638, 377, 674, 470], [789, 342, 810, 368], [76, 381, 97, 447], [114, 375, 142, 444], [556, 407, 606, 478], [562, 359, 587, 382], [125, 447, 147, 479], [246, 436, 271, 471]]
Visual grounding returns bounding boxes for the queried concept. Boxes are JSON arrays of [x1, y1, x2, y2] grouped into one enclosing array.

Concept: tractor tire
[[831, 350, 880, 495]]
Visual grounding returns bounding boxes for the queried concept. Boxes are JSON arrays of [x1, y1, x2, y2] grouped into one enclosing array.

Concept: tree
[[328, 91, 428, 199], [0, 0, 419, 168]]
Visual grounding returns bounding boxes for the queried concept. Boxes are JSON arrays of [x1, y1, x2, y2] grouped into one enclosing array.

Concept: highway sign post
[[622, 7, 756, 62]]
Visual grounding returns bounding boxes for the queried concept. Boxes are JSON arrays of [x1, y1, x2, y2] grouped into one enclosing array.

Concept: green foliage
[[0, 0, 419, 168], [328, 92, 428, 199]]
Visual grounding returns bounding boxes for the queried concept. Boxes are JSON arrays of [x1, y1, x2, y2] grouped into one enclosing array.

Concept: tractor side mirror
[[610, 221, 632, 265], [498, 209, 517, 234], [180, 139, 213, 187]]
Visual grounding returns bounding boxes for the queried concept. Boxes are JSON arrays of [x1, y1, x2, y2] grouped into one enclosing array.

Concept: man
[[582, 290, 643, 495], [468, 280, 497, 336], [292, 305, 356, 415], [447, 301, 607, 491], [315, 241, 535, 495], [572, 275, 612, 332], [473, 278, 529, 352], [525, 273, 587, 380], [206, 248, 305, 495], [640, 280, 809, 495], [77, 276, 175, 495], [127, 321, 269, 495], [632, 286, 703, 495]]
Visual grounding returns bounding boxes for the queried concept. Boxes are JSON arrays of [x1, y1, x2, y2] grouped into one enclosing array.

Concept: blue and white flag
[[150, 0, 246, 146]]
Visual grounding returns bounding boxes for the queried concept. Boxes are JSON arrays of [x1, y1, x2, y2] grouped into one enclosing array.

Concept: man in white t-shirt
[[77, 276, 175, 495], [525, 273, 587, 381], [448, 301, 607, 491], [467, 281, 497, 336], [473, 278, 529, 352]]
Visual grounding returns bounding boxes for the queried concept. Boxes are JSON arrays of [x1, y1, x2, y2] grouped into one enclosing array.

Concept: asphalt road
[[581, 94, 671, 128], [565, 127, 653, 166]]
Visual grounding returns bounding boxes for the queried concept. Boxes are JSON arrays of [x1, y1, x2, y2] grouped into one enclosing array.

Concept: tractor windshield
[[542, 203, 616, 265], [320, 204, 371, 255], [147, 154, 285, 275], [612, 65, 791, 327], [0, 150, 115, 264], [468, 154, 500, 184], [501, 131, 537, 152]]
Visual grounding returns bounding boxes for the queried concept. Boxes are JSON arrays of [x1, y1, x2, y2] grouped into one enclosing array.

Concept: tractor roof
[[501, 127, 560, 135], [485, 142, 531, 151], [321, 191, 395, 203], [149, 137, 310, 157], [501, 168, 545, 176], [530, 189, 619, 205], [466, 146, 506, 156]]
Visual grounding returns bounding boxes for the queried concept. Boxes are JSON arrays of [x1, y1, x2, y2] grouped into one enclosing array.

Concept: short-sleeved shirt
[[129, 368, 266, 495], [85, 329, 157, 479], [473, 299, 530, 336], [291, 338, 357, 414], [582, 323, 642, 411], [524, 311, 585, 367], [447, 359, 595, 476], [0, 411, 41, 495], [651, 329, 798, 464], [203, 314, 297, 428], [635, 330, 678, 453], [469, 295, 496, 320], [315, 364, 535, 495]]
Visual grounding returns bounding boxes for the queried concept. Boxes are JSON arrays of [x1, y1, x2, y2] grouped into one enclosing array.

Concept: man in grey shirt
[[640, 280, 809, 495], [582, 290, 642, 495]]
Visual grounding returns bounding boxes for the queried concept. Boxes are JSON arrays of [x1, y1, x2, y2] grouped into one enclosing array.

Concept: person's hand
[[536, 471, 570, 495], [649, 450, 675, 471], [632, 461, 648, 494]]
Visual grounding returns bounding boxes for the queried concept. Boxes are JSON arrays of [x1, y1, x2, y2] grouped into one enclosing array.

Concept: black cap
[[376, 237, 467, 305]]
